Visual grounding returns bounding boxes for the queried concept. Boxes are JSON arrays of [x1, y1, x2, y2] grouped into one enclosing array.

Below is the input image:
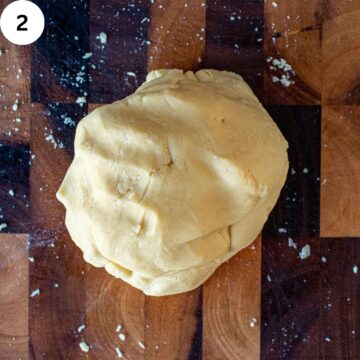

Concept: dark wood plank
[[204, 0, 264, 99], [0, 141, 30, 233], [261, 235, 320, 360], [264, 0, 322, 105], [30, 103, 86, 230], [263, 105, 321, 238], [89, 0, 150, 103], [203, 236, 261, 360], [0, 17, 31, 142], [0, 234, 29, 360], [31, 0, 90, 103], [320, 238, 360, 359]]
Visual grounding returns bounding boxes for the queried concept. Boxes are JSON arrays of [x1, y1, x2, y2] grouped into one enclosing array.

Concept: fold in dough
[[57, 69, 289, 296]]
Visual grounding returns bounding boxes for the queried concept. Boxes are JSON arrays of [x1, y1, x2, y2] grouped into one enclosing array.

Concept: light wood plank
[[148, 0, 205, 72], [203, 236, 261, 360], [0, 234, 29, 360], [320, 106, 360, 237], [264, 0, 322, 105], [323, 1, 360, 105]]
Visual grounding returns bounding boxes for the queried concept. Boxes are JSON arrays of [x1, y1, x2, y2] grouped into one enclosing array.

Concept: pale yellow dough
[[57, 69, 288, 296]]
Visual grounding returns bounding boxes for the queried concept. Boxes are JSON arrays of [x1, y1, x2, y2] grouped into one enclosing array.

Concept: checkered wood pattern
[[0, 0, 359, 359]]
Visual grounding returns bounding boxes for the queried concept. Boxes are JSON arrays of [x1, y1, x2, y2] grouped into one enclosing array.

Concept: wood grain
[[31, 0, 90, 103], [322, 1, 360, 105], [0, 234, 29, 360], [204, 0, 264, 99], [203, 236, 261, 360], [320, 238, 360, 359], [263, 106, 321, 238], [148, 0, 206, 72], [30, 103, 85, 230], [320, 106, 360, 237], [29, 103, 87, 359], [145, 290, 202, 360], [89, 0, 149, 103], [0, 29, 31, 142], [261, 235, 320, 359], [264, 0, 322, 105], [84, 267, 145, 360]]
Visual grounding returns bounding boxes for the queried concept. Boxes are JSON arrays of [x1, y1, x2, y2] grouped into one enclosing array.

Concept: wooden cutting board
[[1, 0, 360, 359]]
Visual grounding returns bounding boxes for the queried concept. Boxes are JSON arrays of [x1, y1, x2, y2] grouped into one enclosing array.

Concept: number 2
[[17, 15, 28, 31]]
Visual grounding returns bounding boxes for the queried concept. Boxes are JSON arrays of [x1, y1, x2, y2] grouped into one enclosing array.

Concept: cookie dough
[[57, 69, 288, 296]]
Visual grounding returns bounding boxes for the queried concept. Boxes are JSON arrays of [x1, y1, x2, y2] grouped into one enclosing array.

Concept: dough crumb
[[288, 237, 297, 249], [119, 333, 126, 341], [82, 52, 93, 59], [77, 324, 86, 333], [115, 347, 123, 358], [97, 32, 107, 44], [299, 245, 311, 260], [116, 324, 122, 332], [79, 341, 90, 352], [30, 288, 41, 297], [138, 341, 145, 349], [353, 265, 358, 274]]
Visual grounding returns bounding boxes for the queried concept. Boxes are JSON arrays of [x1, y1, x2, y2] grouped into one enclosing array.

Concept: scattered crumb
[[0, 223, 7, 231], [8, 189, 14, 196], [324, 336, 331, 342], [267, 274, 272, 282], [79, 341, 90, 352], [116, 324, 122, 332], [30, 288, 41, 297], [321, 256, 327, 263], [278, 227, 287, 234], [54, 283, 59, 288], [97, 32, 107, 44], [63, 116, 75, 127], [82, 52, 93, 59], [28, 256, 35, 263], [272, 1, 278, 7], [288, 237, 297, 249], [115, 347, 123, 358], [119, 333, 126, 341], [353, 265, 358, 274], [78, 324, 86, 333], [303, 168, 309, 174], [299, 245, 311, 260], [12, 99, 19, 112], [249, 318, 257, 327], [76, 96, 87, 107], [126, 71, 136, 77], [138, 341, 145, 349]]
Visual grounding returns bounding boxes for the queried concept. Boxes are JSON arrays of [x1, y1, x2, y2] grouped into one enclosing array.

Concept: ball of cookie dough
[[57, 69, 288, 296]]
